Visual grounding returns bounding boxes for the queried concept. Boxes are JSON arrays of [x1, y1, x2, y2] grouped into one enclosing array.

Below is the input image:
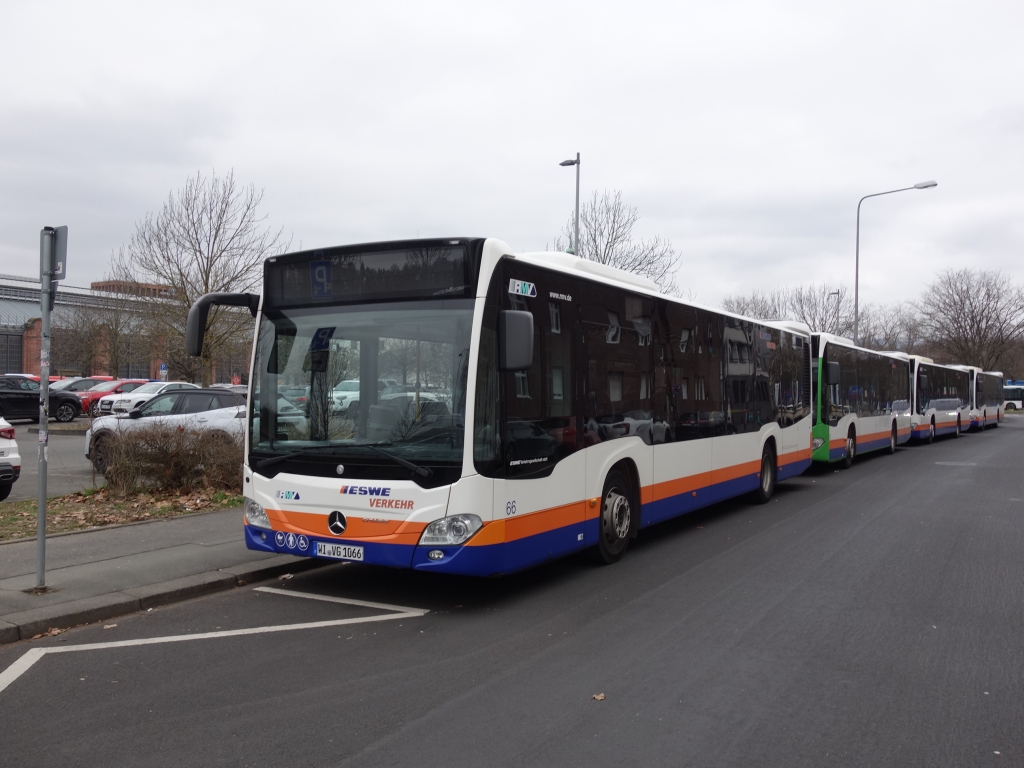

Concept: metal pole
[[574, 152, 580, 259], [854, 200, 861, 344], [36, 228, 53, 591], [853, 184, 928, 345]]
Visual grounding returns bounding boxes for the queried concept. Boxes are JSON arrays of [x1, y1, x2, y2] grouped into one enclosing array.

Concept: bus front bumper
[[243, 524, 504, 576]]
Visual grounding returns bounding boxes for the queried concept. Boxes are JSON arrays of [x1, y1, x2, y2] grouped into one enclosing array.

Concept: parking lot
[[0, 419, 1021, 767], [6, 422, 99, 502]]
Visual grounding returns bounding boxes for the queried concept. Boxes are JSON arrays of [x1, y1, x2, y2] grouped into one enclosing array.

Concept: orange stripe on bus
[[268, 509, 426, 545]]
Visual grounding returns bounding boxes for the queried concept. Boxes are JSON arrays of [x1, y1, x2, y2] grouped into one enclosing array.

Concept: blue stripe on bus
[[247, 457, 814, 577]]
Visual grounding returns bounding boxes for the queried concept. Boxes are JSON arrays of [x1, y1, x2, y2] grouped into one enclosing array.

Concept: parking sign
[[310, 260, 332, 299]]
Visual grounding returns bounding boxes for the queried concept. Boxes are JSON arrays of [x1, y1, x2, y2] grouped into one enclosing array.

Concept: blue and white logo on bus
[[285, 533, 297, 549], [275, 490, 301, 500], [274, 531, 286, 547], [297, 535, 309, 551], [508, 279, 537, 297]]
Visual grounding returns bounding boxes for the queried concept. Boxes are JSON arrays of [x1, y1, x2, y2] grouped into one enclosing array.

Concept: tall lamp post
[[559, 153, 580, 256], [854, 180, 937, 343]]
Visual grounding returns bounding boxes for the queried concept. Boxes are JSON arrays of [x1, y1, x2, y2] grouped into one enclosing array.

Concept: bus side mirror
[[186, 292, 261, 356], [499, 310, 534, 371], [827, 361, 841, 386]]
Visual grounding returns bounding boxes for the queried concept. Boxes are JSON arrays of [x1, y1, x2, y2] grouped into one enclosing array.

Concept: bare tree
[[112, 170, 289, 384], [554, 190, 679, 294], [917, 269, 1024, 370], [857, 302, 924, 354], [723, 283, 852, 334]]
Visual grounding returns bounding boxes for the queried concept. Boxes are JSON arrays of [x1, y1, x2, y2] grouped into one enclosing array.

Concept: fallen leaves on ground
[[0, 488, 244, 541], [31, 627, 66, 639], [592, 693, 606, 701]]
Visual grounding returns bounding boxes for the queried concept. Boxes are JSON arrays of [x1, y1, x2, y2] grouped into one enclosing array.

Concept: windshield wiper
[[254, 447, 337, 472], [366, 445, 433, 478]]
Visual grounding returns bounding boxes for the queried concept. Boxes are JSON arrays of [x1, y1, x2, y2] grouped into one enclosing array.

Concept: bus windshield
[[250, 301, 473, 481]]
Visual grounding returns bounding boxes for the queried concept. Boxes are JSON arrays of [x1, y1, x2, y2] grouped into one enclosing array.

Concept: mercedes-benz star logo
[[327, 510, 347, 536]]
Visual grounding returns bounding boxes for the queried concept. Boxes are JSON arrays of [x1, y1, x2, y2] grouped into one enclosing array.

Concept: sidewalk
[[0, 509, 323, 644]]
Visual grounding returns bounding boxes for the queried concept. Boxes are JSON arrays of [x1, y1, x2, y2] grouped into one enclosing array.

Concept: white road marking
[[0, 591, 427, 695], [254, 586, 428, 615]]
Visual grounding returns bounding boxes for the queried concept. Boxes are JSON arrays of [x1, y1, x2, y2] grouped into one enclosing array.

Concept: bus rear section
[[810, 334, 912, 465], [1004, 382, 1023, 412], [194, 238, 815, 577], [909, 357, 971, 441]]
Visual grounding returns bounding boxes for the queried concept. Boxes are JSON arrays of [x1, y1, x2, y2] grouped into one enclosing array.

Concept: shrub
[[103, 425, 243, 496]]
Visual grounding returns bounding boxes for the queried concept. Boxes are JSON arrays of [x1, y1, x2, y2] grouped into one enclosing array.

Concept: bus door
[[494, 265, 585, 568]]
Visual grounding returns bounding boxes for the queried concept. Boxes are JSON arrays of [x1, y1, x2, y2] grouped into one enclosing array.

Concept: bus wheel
[[887, 424, 897, 455], [928, 419, 936, 444], [754, 443, 776, 504], [595, 470, 634, 564], [841, 429, 856, 469], [954, 417, 961, 437]]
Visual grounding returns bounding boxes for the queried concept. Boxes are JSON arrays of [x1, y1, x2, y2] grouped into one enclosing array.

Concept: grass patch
[[0, 488, 244, 541]]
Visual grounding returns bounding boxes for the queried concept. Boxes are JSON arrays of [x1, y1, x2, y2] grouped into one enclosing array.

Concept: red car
[[77, 379, 150, 417]]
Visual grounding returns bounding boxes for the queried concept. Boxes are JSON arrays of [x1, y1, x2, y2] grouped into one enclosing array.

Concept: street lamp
[[828, 289, 840, 334], [560, 153, 580, 256], [854, 180, 937, 344]]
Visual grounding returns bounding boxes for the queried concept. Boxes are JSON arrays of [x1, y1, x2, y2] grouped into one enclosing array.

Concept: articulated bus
[[187, 238, 812, 576], [909, 356, 971, 441], [810, 333, 912, 466], [1004, 382, 1023, 412], [948, 366, 1004, 429]]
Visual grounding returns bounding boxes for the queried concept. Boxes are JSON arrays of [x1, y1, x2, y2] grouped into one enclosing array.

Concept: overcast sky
[[2, 1, 1022, 309]]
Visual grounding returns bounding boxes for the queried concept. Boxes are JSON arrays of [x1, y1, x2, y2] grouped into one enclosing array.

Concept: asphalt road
[[1, 419, 1022, 767], [6, 422, 100, 502]]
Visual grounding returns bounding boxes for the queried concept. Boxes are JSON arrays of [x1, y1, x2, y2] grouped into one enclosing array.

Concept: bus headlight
[[244, 498, 270, 529], [419, 514, 482, 546], [812, 438, 825, 450]]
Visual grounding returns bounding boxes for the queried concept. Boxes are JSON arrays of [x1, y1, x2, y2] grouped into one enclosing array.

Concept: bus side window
[[500, 267, 582, 475], [583, 285, 653, 444]]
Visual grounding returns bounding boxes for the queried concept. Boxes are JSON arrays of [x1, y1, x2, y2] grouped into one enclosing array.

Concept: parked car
[[96, 381, 198, 415], [0, 417, 20, 501], [50, 376, 114, 393], [0, 376, 83, 422], [85, 388, 246, 474], [78, 379, 149, 417]]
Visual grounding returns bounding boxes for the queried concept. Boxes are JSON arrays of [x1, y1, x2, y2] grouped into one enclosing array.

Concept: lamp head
[[559, 159, 577, 167], [914, 180, 938, 189]]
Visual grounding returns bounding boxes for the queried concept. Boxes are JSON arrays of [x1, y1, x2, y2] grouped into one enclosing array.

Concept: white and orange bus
[[909, 356, 971, 441], [948, 365, 1004, 430], [187, 238, 813, 575], [810, 333, 912, 466]]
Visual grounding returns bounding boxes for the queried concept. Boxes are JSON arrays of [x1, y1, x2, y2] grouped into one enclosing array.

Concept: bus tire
[[887, 424, 897, 455], [954, 417, 961, 437], [841, 428, 856, 469], [594, 469, 635, 564], [753, 442, 776, 504], [928, 419, 936, 444]]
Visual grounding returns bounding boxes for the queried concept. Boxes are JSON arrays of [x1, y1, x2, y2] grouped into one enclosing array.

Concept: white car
[[97, 381, 198, 415], [85, 388, 245, 474], [0, 416, 21, 501]]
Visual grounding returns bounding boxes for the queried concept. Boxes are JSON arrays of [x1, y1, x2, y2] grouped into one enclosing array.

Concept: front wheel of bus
[[595, 470, 634, 564], [928, 419, 936, 444], [754, 444, 776, 504], [841, 429, 856, 469], [887, 424, 897, 455], [954, 417, 961, 437]]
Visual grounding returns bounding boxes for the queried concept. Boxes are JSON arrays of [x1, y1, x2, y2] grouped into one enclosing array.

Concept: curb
[[0, 554, 326, 645], [28, 425, 90, 436]]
